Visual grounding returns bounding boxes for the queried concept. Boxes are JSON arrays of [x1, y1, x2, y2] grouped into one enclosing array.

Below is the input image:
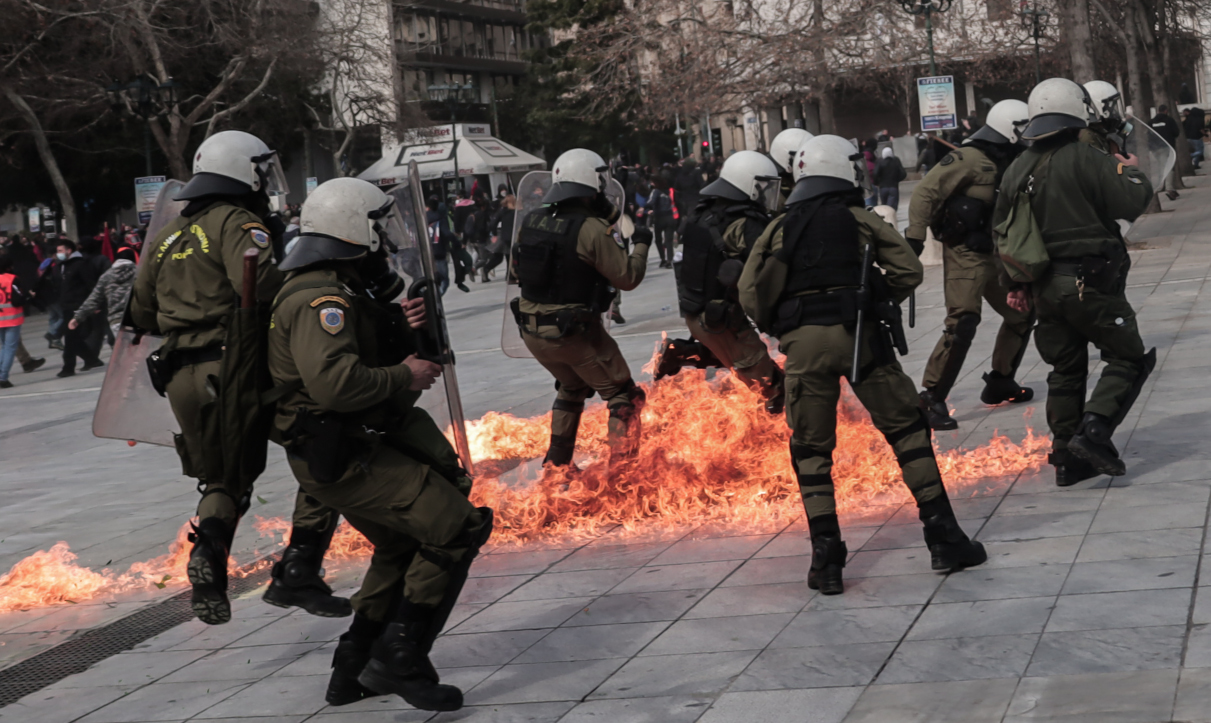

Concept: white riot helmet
[[786, 134, 864, 205], [175, 130, 289, 206], [1021, 78, 1097, 141], [968, 99, 1030, 145], [701, 150, 781, 210], [280, 177, 409, 272], [545, 148, 609, 204], [1084, 80, 1125, 125], [769, 128, 814, 175]]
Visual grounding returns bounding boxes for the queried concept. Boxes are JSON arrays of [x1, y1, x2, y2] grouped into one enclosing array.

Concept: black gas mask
[[361, 205, 406, 301]]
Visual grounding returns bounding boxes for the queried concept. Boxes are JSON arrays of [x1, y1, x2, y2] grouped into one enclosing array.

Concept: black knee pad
[[790, 442, 831, 464]]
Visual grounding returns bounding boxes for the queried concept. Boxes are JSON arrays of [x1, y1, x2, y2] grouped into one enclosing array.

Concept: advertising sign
[[27, 207, 40, 232], [134, 175, 168, 225], [42, 209, 57, 239], [917, 75, 958, 132], [306, 177, 318, 196]]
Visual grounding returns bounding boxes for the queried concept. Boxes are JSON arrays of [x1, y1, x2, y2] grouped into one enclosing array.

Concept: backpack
[[994, 149, 1058, 283]]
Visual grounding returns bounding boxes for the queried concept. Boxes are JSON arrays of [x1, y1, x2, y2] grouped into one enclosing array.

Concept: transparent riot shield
[[387, 161, 475, 474], [92, 180, 186, 447], [499, 174, 625, 358], [1124, 118, 1177, 193]]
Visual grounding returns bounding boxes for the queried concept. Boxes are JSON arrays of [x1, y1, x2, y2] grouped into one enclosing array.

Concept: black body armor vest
[[678, 203, 768, 316], [778, 195, 863, 297], [514, 209, 613, 311]]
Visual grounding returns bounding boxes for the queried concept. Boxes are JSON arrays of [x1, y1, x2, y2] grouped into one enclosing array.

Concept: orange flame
[[0, 345, 1048, 612]]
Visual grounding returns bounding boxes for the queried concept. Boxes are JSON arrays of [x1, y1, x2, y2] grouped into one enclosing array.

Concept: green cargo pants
[[781, 324, 946, 520], [1033, 272, 1147, 450], [685, 310, 778, 389]]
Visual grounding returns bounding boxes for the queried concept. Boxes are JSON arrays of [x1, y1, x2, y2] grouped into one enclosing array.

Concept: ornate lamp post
[[1020, 1, 1050, 85], [106, 74, 178, 176], [897, 0, 954, 76]]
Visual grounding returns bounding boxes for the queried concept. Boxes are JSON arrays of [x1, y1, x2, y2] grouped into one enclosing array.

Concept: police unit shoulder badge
[[249, 229, 271, 249], [319, 307, 345, 335]]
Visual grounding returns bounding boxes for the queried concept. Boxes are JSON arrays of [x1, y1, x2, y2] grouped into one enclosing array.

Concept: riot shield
[[387, 161, 475, 474], [1123, 118, 1177, 193], [92, 180, 186, 447], [499, 174, 625, 358]]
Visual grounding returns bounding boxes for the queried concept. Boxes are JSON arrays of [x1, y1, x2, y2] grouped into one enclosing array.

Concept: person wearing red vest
[[0, 253, 28, 388]]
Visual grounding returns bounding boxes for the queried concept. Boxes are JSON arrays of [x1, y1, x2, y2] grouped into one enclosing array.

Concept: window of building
[[987, 0, 1014, 21]]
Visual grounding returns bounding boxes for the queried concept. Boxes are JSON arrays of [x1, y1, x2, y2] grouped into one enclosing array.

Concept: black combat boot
[[919, 389, 958, 431], [358, 602, 464, 712], [806, 515, 847, 596], [263, 528, 353, 617], [326, 614, 386, 706], [1068, 413, 1126, 476], [979, 371, 1034, 405], [1049, 448, 1100, 487], [543, 433, 577, 467], [918, 494, 987, 572], [187, 517, 233, 625]]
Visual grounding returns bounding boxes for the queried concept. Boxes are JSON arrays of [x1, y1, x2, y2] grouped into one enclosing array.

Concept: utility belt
[[147, 343, 223, 397], [510, 297, 600, 338], [772, 289, 860, 336], [1050, 255, 1125, 295]]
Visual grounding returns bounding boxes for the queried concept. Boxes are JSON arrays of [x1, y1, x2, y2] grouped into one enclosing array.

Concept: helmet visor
[[754, 175, 781, 211], [254, 151, 290, 201], [370, 197, 413, 254]]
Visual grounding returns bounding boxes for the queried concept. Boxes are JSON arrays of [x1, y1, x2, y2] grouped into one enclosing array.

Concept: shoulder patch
[[249, 228, 271, 249], [319, 307, 345, 335], [939, 153, 958, 166], [309, 295, 350, 308], [242, 222, 269, 233]]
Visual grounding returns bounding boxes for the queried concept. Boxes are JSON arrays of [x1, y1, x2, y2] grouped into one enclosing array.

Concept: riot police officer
[[267, 177, 491, 711], [1082, 81, 1128, 153], [994, 79, 1155, 485], [739, 135, 985, 595], [769, 128, 814, 205], [129, 131, 348, 625], [511, 148, 653, 467], [655, 151, 785, 413], [907, 99, 1036, 430]]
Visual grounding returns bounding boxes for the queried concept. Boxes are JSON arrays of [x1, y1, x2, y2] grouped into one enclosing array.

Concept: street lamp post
[[1020, 1, 1050, 86], [897, 0, 954, 77], [106, 74, 178, 176], [426, 82, 477, 193]]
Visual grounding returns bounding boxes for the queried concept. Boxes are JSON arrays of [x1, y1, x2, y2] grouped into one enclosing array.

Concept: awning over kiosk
[[358, 123, 546, 187]]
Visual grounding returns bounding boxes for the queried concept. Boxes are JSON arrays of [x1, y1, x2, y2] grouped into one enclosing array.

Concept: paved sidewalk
[[3, 177, 1211, 722]]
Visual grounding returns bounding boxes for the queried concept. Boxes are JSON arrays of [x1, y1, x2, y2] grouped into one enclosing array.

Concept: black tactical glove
[[906, 236, 926, 257], [631, 226, 653, 247]]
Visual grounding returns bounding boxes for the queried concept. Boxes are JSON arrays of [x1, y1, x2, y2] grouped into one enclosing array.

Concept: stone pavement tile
[[445, 603, 488, 631], [610, 560, 742, 594], [470, 549, 573, 577], [1182, 623, 1211, 667], [730, 642, 895, 690], [589, 650, 757, 699], [428, 629, 550, 668], [459, 574, 533, 604], [639, 613, 793, 656], [451, 597, 595, 634], [77, 680, 249, 722], [804, 574, 942, 611], [194, 675, 330, 718], [229, 610, 353, 647], [1076, 528, 1204, 562], [1045, 588, 1193, 632], [0, 606, 53, 635], [1026, 626, 1184, 676], [53, 649, 209, 688], [0, 685, 140, 723], [3, 601, 146, 633], [562, 590, 706, 626], [310, 709, 431, 723], [513, 622, 668, 664], [837, 503, 903, 527], [464, 658, 626, 705], [747, 527, 877, 558], [878, 634, 1036, 684], [1174, 669, 1211, 723], [933, 564, 1070, 603], [498, 568, 637, 602], [844, 548, 936, 578], [717, 555, 810, 587], [842, 678, 1018, 723], [156, 610, 288, 652], [698, 687, 863, 723], [429, 701, 576, 722], [906, 597, 1054, 640], [1060, 555, 1197, 594], [546, 543, 670, 573], [1127, 459, 1211, 486], [1101, 479, 1211, 508], [860, 523, 934, 552], [976, 510, 1095, 542], [770, 605, 922, 648], [0, 629, 75, 669], [684, 581, 812, 619], [647, 535, 774, 565], [267, 642, 335, 677], [981, 536, 1084, 569], [1004, 669, 1179, 723], [158, 642, 323, 683], [888, 497, 1001, 524], [994, 491, 1106, 516], [559, 695, 711, 723], [1089, 502, 1210, 533]]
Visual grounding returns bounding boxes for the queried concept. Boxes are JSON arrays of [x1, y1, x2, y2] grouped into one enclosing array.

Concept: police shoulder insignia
[[309, 295, 351, 308], [319, 307, 345, 335], [249, 229, 271, 249], [242, 222, 269, 232], [939, 153, 957, 166]]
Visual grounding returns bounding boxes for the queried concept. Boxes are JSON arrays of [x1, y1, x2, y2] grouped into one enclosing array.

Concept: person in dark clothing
[[54, 239, 106, 376], [78, 237, 112, 352], [1183, 108, 1205, 168], [426, 197, 452, 296], [873, 147, 908, 208], [481, 195, 516, 279], [1150, 105, 1180, 149], [645, 186, 677, 268], [673, 158, 705, 221]]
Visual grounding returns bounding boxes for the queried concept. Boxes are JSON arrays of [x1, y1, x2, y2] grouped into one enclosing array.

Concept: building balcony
[[396, 46, 529, 75], [396, 0, 526, 24]]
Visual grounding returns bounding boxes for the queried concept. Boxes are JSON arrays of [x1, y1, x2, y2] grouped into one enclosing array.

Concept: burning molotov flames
[[0, 352, 1050, 612]]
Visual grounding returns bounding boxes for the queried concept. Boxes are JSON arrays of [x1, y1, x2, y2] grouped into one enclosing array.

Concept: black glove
[[631, 226, 653, 247], [906, 236, 926, 257]]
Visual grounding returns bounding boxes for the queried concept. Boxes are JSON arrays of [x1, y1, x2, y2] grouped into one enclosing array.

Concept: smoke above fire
[[0, 360, 1048, 613]]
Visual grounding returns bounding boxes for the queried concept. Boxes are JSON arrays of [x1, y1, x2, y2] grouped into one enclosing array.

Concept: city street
[[2, 177, 1211, 723]]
